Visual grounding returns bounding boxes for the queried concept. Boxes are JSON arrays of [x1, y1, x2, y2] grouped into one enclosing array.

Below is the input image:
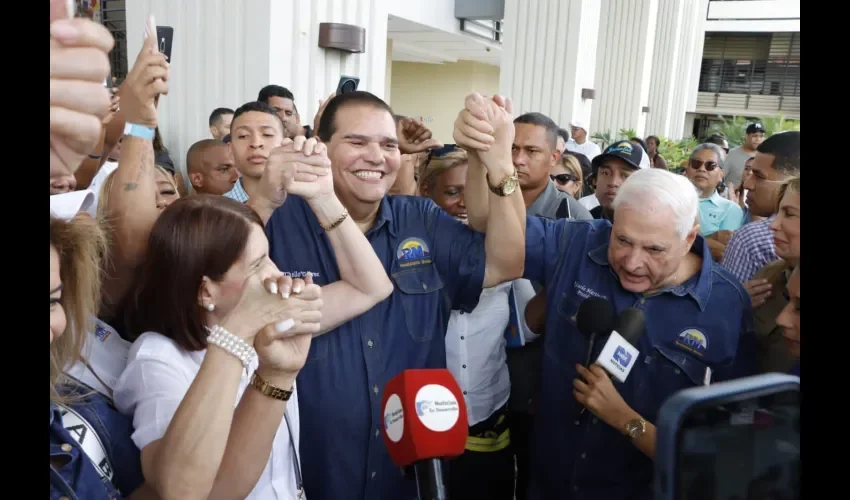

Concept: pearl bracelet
[[205, 325, 257, 369]]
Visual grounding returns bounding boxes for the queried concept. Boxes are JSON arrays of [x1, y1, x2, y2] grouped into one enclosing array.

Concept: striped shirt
[[720, 217, 777, 283], [223, 177, 249, 203]]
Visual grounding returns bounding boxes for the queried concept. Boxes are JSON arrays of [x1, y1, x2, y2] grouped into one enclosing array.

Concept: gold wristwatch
[[624, 417, 647, 440], [250, 372, 294, 401], [487, 169, 519, 196]]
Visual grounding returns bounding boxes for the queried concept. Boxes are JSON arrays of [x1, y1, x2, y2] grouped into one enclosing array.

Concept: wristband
[[123, 122, 155, 141]]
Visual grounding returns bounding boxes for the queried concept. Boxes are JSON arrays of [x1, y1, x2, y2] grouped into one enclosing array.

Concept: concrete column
[[591, 0, 660, 139], [126, 0, 389, 174], [499, 0, 602, 128], [673, 0, 709, 138]]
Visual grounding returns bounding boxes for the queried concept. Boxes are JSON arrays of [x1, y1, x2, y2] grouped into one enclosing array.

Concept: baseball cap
[[746, 123, 765, 134], [591, 140, 645, 172], [569, 119, 589, 131], [50, 190, 96, 220]]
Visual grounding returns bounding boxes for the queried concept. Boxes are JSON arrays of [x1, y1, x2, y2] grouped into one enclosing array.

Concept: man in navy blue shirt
[[510, 168, 757, 499], [248, 91, 527, 500]]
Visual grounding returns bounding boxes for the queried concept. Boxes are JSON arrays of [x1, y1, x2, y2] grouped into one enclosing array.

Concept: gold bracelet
[[320, 207, 349, 232], [250, 372, 294, 401]]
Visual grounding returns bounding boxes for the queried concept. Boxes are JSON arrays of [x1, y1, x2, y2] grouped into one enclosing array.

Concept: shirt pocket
[[391, 264, 445, 342], [546, 292, 582, 368], [634, 345, 709, 418]]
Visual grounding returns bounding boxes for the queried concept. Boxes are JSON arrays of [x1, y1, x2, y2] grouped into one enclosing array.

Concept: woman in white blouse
[[114, 186, 393, 497]]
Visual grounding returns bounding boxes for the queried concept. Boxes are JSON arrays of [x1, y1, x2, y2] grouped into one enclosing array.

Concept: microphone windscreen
[[576, 298, 615, 338], [614, 308, 645, 346]]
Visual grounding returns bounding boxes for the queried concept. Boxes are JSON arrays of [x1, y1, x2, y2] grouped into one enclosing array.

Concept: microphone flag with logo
[[381, 369, 469, 468], [595, 308, 646, 383]]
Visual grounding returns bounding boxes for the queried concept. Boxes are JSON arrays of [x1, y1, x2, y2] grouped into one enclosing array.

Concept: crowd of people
[[50, 10, 800, 500]]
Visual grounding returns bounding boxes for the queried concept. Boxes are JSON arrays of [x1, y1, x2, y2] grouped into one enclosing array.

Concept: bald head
[[186, 139, 238, 195]]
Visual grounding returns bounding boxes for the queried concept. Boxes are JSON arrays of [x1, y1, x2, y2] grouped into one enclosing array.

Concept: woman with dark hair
[[746, 176, 800, 375], [114, 193, 393, 499], [645, 135, 668, 170]]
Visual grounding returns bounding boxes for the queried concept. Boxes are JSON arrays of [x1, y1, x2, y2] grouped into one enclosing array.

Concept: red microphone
[[381, 369, 468, 500]]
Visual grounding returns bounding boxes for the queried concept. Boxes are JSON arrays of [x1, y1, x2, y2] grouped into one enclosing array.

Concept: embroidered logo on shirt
[[94, 324, 111, 343], [573, 281, 606, 300], [676, 329, 709, 356], [396, 237, 432, 268]]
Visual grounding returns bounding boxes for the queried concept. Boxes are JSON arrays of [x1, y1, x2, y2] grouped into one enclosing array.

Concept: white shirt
[[566, 139, 602, 160], [68, 318, 131, 397], [445, 281, 538, 426], [114, 332, 303, 500], [578, 194, 600, 211]]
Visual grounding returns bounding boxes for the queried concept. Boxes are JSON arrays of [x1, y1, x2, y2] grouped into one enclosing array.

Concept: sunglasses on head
[[426, 144, 459, 164], [688, 159, 720, 172], [550, 173, 578, 185]]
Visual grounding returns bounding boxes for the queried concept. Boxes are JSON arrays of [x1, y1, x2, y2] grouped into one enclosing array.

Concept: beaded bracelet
[[205, 325, 257, 369]]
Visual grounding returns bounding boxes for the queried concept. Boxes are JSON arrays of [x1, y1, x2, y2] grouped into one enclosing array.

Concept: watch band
[[123, 122, 155, 141], [250, 372, 294, 401], [487, 169, 518, 196]]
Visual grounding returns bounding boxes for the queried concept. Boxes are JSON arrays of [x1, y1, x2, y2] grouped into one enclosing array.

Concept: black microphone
[[613, 307, 645, 348], [576, 298, 615, 367]]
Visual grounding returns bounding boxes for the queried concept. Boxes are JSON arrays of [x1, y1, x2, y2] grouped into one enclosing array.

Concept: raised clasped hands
[[452, 93, 515, 168], [259, 136, 333, 207], [253, 273, 324, 378]]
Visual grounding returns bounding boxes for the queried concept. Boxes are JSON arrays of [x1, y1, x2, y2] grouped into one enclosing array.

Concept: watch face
[[503, 177, 518, 195]]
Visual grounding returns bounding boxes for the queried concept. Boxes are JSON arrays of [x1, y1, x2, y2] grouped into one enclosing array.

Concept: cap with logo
[[591, 140, 645, 173], [746, 123, 765, 135]]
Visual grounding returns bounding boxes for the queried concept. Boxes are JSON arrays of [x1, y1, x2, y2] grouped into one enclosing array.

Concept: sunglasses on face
[[688, 159, 720, 172], [551, 173, 578, 185]]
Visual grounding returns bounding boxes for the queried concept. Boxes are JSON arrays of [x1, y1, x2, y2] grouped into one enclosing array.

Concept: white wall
[[499, 0, 601, 128], [126, 0, 389, 177], [591, 0, 659, 138]]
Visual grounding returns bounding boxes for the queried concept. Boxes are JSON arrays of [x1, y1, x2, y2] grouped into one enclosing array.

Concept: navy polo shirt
[[523, 217, 757, 500], [266, 194, 487, 500]]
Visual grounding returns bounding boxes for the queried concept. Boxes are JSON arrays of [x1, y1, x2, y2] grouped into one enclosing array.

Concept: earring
[[206, 303, 215, 312]]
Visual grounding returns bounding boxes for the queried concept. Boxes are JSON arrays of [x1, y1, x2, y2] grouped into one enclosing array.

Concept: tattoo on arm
[[123, 142, 154, 192]]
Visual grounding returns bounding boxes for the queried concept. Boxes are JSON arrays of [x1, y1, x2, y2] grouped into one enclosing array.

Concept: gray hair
[[689, 143, 727, 166], [611, 168, 699, 239]]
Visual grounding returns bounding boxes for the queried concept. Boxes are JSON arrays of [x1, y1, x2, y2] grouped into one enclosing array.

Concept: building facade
[[107, 0, 798, 180]]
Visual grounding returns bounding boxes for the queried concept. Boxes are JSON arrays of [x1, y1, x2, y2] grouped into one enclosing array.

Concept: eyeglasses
[[550, 173, 578, 185], [688, 159, 720, 172]]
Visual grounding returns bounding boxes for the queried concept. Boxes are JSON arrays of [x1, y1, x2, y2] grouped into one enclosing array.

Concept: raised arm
[[101, 34, 169, 268], [454, 93, 526, 287], [259, 137, 394, 333]]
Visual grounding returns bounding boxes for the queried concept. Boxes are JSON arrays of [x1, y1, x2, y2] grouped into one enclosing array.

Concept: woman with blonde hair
[[550, 153, 584, 198], [746, 176, 800, 374], [418, 145, 470, 223], [418, 144, 537, 499], [50, 214, 152, 499]]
